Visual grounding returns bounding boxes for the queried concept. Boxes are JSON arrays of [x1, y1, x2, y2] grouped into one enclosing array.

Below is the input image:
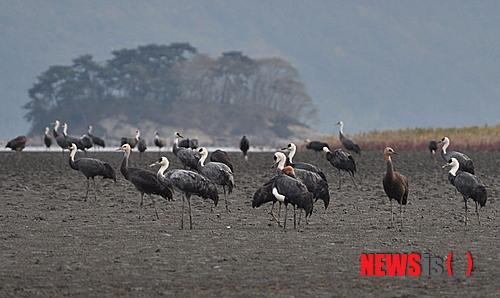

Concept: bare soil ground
[[0, 148, 499, 297]]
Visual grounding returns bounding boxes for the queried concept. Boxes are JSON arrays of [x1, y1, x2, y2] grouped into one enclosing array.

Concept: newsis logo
[[360, 252, 473, 276]]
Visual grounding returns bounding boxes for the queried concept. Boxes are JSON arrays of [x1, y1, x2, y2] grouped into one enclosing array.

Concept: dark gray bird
[[43, 127, 52, 150], [428, 140, 438, 159], [68, 143, 116, 201], [116, 144, 172, 219], [382, 147, 409, 229], [323, 147, 357, 190], [6, 135, 27, 151], [272, 166, 314, 231], [138, 136, 147, 155], [282, 143, 327, 182], [443, 158, 487, 225], [80, 134, 93, 151], [210, 149, 234, 172], [150, 157, 218, 229], [240, 135, 250, 161], [196, 147, 235, 212], [87, 125, 105, 148], [336, 121, 361, 155], [252, 175, 282, 225], [178, 136, 198, 149], [62, 123, 85, 151], [52, 120, 69, 153], [121, 130, 140, 149], [173, 132, 199, 170], [304, 138, 329, 153], [438, 137, 475, 175], [154, 131, 167, 152], [274, 152, 330, 209]]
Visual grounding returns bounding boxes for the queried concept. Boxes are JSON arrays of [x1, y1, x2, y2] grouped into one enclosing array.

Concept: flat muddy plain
[[0, 148, 499, 296]]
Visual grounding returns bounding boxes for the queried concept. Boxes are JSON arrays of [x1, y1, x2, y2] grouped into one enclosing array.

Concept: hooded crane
[[6, 135, 27, 152], [210, 149, 234, 172], [336, 121, 361, 155], [272, 166, 314, 231], [282, 143, 327, 182], [382, 147, 409, 229], [150, 157, 219, 229], [178, 136, 198, 149], [442, 158, 487, 225], [87, 125, 105, 149], [196, 147, 235, 212], [138, 136, 147, 156], [52, 120, 70, 153], [44, 127, 52, 150], [240, 135, 250, 161], [154, 131, 167, 153], [428, 140, 438, 160], [68, 143, 116, 201], [274, 152, 330, 209], [80, 135, 94, 151], [116, 144, 172, 219], [173, 132, 199, 170], [62, 123, 85, 151], [121, 130, 140, 149], [304, 138, 329, 153], [438, 137, 475, 174], [252, 175, 283, 225], [323, 147, 357, 190]]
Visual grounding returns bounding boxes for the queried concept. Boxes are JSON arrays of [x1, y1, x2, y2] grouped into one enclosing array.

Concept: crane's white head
[[336, 121, 343, 126], [322, 146, 331, 153], [116, 143, 132, 152], [384, 147, 398, 157], [442, 157, 460, 175], [150, 156, 169, 168], [174, 132, 183, 138], [44, 127, 50, 134]]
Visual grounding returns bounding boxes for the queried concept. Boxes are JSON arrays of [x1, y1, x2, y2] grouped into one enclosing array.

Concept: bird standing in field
[[173, 132, 199, 170], [138, 135, 147, 156], [274, 152, 330, 209], [116, 144, 172, 219], [196, 147, 234, 212], [121, 130, 140, 149], [323, 147, 357, 190], [438, 137, 475, 174], [52, 120, 69, 153], [68, 143, 116, 201], [150, 157, 218, 229], [304, 138, 329, 153], [428, 140, 438, 160], [442, 158, 487, 225], [272, 166, 314, 231], [62, 123, 86, 151], [239, 135, 250, 161], [154, 131, 167, 153], [282, 143, 327, 182], [44, 127, 52, 150], [210, 149, 234, 172], [6, 135, 27, 152], [252, 175, 282, 225], [87, 125, 105, 149], [336, 121, 361, 155], [382, 147, 409, 229]]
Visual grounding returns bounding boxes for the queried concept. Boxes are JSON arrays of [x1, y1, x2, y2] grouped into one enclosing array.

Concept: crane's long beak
[[442, 162, 451, 169], [149, 161, 160, 167]]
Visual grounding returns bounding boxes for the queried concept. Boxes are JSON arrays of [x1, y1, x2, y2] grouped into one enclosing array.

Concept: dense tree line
[[24, 43, 316, 138]]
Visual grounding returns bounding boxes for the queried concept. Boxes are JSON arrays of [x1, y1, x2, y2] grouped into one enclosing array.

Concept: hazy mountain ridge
[[1, 1, 499, 139]]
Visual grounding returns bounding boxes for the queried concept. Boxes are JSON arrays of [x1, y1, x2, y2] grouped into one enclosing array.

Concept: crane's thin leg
[[464, 199, 468, 225], [181, 194, 185, 229], [150, 195, 159, 220], [338, 169, 342, 191], [350, 174, 359, 190], [269, 202, 279, 225], [187, 194, 193, 230], [223, 186, 230, 213], [390, 200, 394, 228], [84, 178, 90, 202], [475, 202, 481, 226], [93, 178, 98, 202], [283, 205, 288, 232], [400, 202, 404, 230], [139, 193, 144, 219], [293, 205, 297, 230]]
